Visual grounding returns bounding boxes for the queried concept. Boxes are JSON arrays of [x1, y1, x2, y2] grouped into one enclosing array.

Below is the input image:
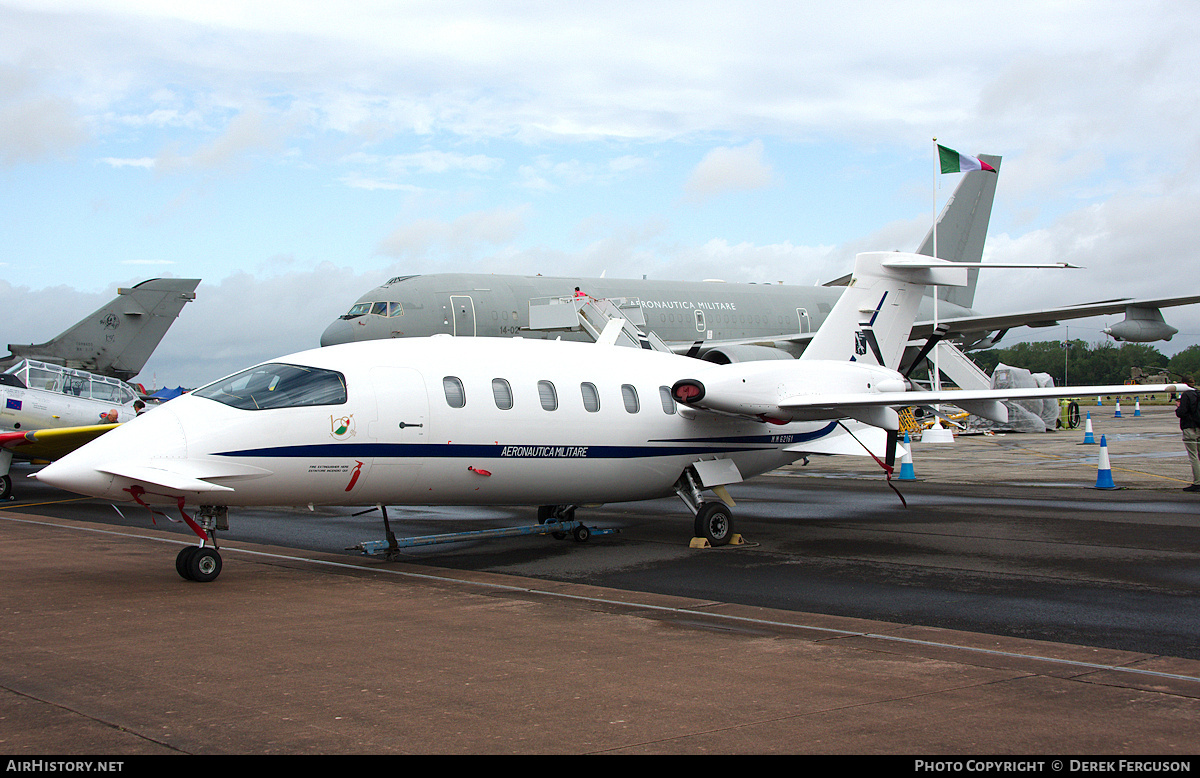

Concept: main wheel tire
[[538, 505, 570, 540], [187, 547, 223, 583], [0, 474, 11, 501], [695, 502, 734, 547]]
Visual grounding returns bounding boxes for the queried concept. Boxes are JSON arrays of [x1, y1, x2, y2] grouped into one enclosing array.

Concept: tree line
[[967, 341, 1200, 387]]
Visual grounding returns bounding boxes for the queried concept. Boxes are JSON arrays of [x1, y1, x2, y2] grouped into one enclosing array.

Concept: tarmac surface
[[2, 403, 1199, 755]]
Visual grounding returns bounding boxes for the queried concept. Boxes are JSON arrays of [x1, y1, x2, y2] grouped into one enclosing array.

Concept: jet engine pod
[[1103, 306, 1178, 342], [671, 379, 706, 405], [700, 344, 795, 364]]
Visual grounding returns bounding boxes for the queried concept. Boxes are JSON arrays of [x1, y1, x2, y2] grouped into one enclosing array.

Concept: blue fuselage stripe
[[216, 422, 838, 459]]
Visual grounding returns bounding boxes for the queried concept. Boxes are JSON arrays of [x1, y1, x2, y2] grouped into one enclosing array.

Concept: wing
[[671, 358, 1180, 432], [778, 383, 1178, 430], [667, 294, 1200, 358], [910, 295, 1200, 341], [0, 424, 122, 462]]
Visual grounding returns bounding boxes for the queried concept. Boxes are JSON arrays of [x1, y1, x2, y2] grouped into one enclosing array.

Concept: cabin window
[[581, 382, 600, 412], [621, 384, 640, 413], [194, 364, 348, 410], [538, 380, 558, 411], [442, 376, 466, 408], [492, 378, 513, 410], [659, 386, 677, 415]]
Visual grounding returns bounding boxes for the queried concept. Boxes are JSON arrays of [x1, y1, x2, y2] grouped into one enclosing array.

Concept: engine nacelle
[[1103, 306, 1177, 342], [671, 359, 907, 426], [699, 344, 796, 364]]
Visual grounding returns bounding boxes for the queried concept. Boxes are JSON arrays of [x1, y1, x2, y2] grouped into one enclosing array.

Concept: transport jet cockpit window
[[194, 364, 347, 410], [342, 301, 403, 319]]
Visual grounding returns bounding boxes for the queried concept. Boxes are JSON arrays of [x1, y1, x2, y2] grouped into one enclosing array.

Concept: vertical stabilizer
[[914, 154, 1000, 309], [800, 252, 967, 369], [4, 278, 200, 382]]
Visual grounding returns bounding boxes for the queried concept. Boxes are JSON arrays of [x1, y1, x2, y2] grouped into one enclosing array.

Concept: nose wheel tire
[[694, 501, 734, 547], [176, 546, 223, 582]]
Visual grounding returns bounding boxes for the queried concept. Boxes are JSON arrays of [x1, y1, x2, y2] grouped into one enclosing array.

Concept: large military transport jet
[[37, 251, 1172, 583], [321, 157, 1196, 362]]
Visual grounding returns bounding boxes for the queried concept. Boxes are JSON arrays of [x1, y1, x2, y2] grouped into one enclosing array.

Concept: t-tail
[[800, 252, 968, 370], [914, 153, 1000, 310], [2, 278, 200, 382]]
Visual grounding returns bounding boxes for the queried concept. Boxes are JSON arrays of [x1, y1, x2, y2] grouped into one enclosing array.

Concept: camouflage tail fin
[[4, 278, 199, 381]]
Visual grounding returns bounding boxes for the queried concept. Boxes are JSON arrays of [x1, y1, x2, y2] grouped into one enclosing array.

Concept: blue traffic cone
[[1114, 401, 1123, 418], [1134, 400, 1141, 417], [898, 432, 916, 480], [1094, 435, 1116, 489], [1083, 412, 1096, 444]]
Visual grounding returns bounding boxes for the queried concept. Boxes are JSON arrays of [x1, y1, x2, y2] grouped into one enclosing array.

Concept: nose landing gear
[[175, 505, 228, 582], [176, 545, 222, 582]]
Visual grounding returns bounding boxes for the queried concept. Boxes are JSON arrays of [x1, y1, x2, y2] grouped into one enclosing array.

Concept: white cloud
[[375, 206, 530, 260], [101, 157, 155, 168], [684, 140, 774, 202], [0, 96, 88, 164]]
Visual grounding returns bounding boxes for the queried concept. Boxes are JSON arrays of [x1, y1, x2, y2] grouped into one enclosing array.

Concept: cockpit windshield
[[193, 363, 347, 410], [341, 301, 403, 320]]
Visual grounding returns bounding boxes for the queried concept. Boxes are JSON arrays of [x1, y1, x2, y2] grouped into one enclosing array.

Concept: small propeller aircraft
[[35, 252, 1176, 582]]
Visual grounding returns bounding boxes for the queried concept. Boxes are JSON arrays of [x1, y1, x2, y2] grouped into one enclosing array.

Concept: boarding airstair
[[527, 295, 674, 353]]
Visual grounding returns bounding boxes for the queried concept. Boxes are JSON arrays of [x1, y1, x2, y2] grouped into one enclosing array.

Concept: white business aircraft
[[0, 359, 142, 499], [35, 252, 1175, 583]]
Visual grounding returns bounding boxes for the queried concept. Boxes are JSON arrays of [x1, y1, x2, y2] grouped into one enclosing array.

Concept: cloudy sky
[[2, 1, 1199, 388]]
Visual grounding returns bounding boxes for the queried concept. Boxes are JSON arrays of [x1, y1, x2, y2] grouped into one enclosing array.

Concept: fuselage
[[37, 336, 857, 508], [319, 273, 978, 355]]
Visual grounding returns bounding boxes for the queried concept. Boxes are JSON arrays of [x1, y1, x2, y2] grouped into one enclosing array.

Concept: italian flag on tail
[[937, 144, 996, 174]]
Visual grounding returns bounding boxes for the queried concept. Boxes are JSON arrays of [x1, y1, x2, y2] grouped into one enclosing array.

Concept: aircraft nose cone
[[320, 319, 355, 346], [36, 456, 117, 498], [34, 405, 188, 501]]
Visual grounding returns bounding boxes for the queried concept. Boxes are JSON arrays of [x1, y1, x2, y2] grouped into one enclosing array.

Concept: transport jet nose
[[320, 318, 356, 346]]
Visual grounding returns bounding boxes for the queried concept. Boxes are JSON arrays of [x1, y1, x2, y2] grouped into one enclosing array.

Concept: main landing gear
[[674, 469, 739, 547], [538, 505, 593, 543], [176, 505, 228, 582]]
